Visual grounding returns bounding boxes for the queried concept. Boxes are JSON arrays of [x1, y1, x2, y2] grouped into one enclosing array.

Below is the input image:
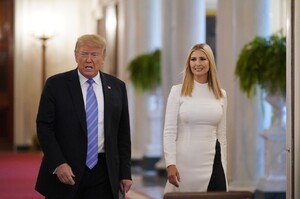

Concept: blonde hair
[[74, 34, 106, 54], [181, 43, 223, 99]]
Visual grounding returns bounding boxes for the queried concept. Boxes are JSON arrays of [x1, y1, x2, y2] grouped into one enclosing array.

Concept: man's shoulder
[[43, 69, 77, 89], [100, 72, 125, 85], [47, 69, 76, 81]]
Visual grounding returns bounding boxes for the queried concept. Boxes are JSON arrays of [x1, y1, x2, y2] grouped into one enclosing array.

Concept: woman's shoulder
[[221, 88, 227, 96], [170, 84, 182, 93], [220, 88, 227, 105], [166, 84, 182, 103], [166, 84, 182, 98]]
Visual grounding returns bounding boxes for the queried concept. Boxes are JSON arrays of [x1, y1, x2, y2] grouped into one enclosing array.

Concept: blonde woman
[[163, 44, 228, 193]]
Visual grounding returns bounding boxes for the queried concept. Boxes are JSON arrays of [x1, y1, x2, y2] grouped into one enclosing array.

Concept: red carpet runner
[[0, 152, 152, 199], [0, 152, 43, 199]]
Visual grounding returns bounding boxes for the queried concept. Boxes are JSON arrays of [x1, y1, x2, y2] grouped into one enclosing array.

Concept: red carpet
[[0, 152, 152, 199], [0, 152, 43, 199]]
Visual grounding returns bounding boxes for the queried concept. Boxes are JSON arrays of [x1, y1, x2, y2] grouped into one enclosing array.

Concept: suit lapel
[[100, 73, 113, 136], [67, 69, 87, 134]]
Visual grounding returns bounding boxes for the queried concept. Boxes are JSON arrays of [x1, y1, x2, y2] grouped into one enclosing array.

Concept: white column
[[256, 0, 288, 193], [294, 1, 300, 197], [161, 0, 206, 100], [137, 0, 163, 161], [118, 0, 162, 163], [286, 0, 300, 198], [217, 0, 270, 191], [156, 0, 206, 170]]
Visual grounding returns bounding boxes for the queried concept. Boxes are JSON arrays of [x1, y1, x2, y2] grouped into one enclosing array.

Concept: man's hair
[[74, 34, 106, 53]]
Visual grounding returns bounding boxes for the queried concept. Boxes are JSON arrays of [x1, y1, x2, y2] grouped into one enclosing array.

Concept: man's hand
[[119, 179, 133, 194], [55, 163, 75, 185], [167, 165, 180, 187]]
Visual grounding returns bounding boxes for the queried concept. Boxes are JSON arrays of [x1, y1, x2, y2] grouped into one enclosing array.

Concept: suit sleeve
[[36, 79, 66, 173], [118, 82, 132, 180]]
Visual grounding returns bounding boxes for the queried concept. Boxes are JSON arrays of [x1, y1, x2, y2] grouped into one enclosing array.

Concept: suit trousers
[[46, 153, 113, 199], [73, 153, 113, 199]]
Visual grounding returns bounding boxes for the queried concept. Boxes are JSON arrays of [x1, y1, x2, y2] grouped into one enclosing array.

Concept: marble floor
[[130, 166, 166, 199]]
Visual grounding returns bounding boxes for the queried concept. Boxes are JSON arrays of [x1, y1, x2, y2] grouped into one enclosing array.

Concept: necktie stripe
[[87, 148, 98, 160], [86, 79, 98, 169], [88, 124, 98, 134], [86, 108, 98, 121], [87, 116, 98, 127], [86, 100, 97, 109], [87, 128, 98, 139], [86, 102, 97, 113], [87, 140, 98, 150], [86, 103, 96, 111], [87, 153, 97, 160], [86, 94, 93, 102], [87, 140, 97, 148]]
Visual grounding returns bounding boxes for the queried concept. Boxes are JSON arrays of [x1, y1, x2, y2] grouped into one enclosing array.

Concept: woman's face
[[189, 50, 210, 83], [75, 44, 105, 79]]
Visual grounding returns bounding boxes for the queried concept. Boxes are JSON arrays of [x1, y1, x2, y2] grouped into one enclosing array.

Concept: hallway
[[0, 152, 165, 199]]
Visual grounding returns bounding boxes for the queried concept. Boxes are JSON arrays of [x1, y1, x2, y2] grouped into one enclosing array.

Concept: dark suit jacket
[[35, 69, 131, 199]]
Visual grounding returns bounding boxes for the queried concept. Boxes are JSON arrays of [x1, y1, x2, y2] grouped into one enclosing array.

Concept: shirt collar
[[77, 70, 101, 86]]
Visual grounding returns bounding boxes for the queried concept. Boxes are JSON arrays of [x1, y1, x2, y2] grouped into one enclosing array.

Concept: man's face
[[75, 44, 105, 78]]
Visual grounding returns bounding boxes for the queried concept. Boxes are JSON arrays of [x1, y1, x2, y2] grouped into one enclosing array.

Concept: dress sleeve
[[217, 89, 228, 187], [163, 85, 181, 167]]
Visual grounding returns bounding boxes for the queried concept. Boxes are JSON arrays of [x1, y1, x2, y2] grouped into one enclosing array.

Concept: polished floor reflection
[[129, 165, 166, 199]]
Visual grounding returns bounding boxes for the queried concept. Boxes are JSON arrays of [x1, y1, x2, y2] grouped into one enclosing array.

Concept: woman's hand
[[167, 165, 180, 187]]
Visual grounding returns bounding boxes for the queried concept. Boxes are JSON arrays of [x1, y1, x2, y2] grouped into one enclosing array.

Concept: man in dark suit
[[35, 34, 132, 199]]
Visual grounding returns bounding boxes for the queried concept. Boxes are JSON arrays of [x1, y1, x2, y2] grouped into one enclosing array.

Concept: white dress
[[163, 81, 227, 193]]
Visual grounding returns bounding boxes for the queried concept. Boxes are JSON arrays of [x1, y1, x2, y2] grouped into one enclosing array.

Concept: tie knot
[[87, 79, 94, 85]]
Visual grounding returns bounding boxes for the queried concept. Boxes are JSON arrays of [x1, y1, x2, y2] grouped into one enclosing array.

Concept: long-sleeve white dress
[[163, 81, 227, 193]]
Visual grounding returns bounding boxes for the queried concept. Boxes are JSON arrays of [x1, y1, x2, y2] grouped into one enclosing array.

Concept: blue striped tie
[[86, 79, 98, 169]]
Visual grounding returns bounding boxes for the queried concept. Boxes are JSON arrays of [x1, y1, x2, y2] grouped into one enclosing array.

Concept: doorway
[[0, 0, 14, 150]]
